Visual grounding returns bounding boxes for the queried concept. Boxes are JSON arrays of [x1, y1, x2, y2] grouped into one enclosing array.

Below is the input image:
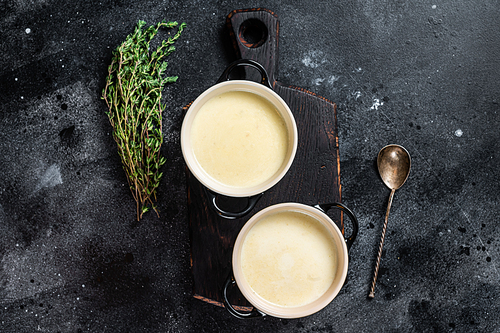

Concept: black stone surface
[[1, 1, 499, 332]]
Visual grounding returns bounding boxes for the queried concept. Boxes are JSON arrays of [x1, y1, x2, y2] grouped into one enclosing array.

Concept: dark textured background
[[1, 1, 499, 332]]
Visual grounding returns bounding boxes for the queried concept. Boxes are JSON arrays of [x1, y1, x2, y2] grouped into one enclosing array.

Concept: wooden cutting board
[[185, 8, 342, 310]]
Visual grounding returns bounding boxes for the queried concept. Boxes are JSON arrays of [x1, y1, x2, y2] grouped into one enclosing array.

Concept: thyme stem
[[102, 20, 185, 220]]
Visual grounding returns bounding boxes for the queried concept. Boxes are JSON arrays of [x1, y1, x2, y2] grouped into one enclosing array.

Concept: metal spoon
[[368, 144, 411, 298]]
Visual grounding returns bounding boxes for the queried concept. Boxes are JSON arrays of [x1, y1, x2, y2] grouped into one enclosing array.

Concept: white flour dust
[[33, 164, 62, 193], [301, 50, 327, 68]]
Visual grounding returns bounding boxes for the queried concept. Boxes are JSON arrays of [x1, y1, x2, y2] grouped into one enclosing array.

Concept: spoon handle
[[368, 188, 396, 298]]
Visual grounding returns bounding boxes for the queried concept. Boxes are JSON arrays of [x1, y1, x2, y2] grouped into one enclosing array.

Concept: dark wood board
[[185, 8, 342, 310]]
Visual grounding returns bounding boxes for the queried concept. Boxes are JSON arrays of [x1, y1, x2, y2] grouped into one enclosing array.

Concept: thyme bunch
[[103, 20, 186, 220]]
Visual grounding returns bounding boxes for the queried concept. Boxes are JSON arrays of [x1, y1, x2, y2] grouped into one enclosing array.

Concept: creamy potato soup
[[240, 211, 337, 307], [190, 90, 288, 188]]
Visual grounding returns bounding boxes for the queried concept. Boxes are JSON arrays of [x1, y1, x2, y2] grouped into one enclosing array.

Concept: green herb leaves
[[103, 20, 185, 220]]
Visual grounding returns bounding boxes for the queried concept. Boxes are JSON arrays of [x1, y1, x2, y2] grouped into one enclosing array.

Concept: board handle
[[226, 8, 279, 85]]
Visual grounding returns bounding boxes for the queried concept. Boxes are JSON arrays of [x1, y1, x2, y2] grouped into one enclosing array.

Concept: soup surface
[[240, 211, 337, 307], [190, 90, 288, 188]]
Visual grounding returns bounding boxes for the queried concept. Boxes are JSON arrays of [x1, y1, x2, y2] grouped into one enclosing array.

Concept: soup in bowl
[[189, 89, 290, 189], [182, 80, 297, 197], [225, 202, 358, 319]]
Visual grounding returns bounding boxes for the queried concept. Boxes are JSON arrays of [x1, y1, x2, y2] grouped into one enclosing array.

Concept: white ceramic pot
[[223, 202, 358, 319], [181, 60, 298, 219]]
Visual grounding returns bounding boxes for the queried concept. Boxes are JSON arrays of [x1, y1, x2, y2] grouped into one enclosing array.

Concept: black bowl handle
[[204, 187, 263, 220], [216, 59, 273, 89], [314, 202, 359, 251], [223, 273, 266, 319]]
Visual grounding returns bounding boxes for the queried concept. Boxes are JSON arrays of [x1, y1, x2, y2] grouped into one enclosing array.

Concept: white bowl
[[230, 202, 353, 319], [181, 80, 297, 197]]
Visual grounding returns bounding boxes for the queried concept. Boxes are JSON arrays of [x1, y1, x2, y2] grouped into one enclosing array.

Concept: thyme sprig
[[103, 20, 186, 220]]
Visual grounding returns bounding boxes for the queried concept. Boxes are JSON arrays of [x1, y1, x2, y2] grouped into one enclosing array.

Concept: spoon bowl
[[368, 144, 411, 298], [377, 145, 411, 190]]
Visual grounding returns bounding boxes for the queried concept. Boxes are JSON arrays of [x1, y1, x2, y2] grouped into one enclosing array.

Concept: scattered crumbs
[[455, 129, 463, 137], [313, 78, 325, 85], [371, 98, 384, 110], [328, 75, 339, 84], [25, 28, 31, 34], [302, 56, 314, 68], [302, 56, 318, 68], [301, 50, 326, 68]]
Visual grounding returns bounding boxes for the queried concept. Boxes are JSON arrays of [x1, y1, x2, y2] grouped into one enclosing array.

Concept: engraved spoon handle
[[368, 188, 395, 298]]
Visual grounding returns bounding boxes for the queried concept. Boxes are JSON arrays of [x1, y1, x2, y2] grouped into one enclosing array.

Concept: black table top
[[1, 1, 499, 332]]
